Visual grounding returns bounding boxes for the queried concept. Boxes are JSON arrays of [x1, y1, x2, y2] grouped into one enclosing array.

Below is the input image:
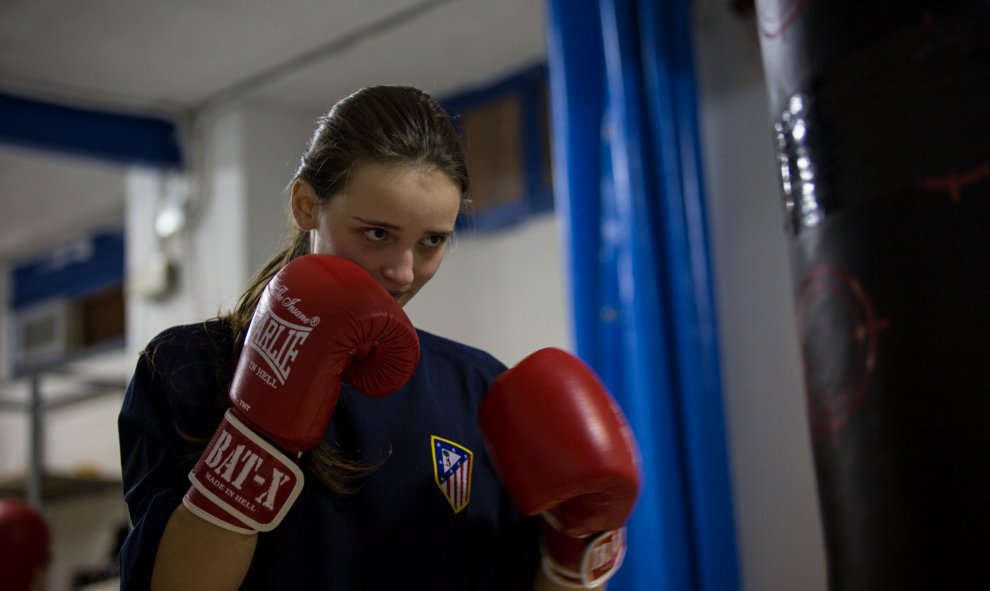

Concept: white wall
[[405, 212, 571, 367], [240, 105, 321, 274], [694, 7, 827, 590], [125, 105, 318, 360]]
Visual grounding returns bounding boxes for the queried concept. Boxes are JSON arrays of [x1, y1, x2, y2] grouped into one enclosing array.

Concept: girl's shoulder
[[130, 320, 238, 425], [140, 319, 238, 375]]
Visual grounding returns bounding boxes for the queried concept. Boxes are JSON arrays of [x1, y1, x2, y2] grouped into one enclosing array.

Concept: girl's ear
[[291, 180, 319, 230]]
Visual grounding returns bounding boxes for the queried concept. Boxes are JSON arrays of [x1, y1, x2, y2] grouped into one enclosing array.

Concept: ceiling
[[0, 0, 548, 263]]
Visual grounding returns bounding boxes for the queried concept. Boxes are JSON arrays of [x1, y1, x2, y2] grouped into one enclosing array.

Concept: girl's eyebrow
[[352, 216, 401, 230], [353, 215, 454, 236]]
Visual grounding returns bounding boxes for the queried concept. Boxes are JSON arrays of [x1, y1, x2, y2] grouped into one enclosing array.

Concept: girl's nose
[[381, 248, 414, 287]]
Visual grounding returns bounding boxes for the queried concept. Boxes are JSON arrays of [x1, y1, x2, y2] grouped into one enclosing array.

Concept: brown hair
[[219, 86, 468, 493]]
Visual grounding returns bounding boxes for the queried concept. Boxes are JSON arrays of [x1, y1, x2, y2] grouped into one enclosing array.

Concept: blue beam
[[0, 93, 182, 168]]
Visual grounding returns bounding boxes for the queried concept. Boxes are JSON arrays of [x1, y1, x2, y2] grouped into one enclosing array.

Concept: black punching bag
[[754, 1, 990, 589]]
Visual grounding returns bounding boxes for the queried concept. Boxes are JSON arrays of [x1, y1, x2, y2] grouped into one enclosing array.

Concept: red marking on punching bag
[[797, 265, 889, 436], [758, 0, 811, 38], [919, 162, 990, 204]]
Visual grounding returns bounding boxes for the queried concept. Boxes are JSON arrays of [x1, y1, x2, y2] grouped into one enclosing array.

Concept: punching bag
[[754, 1, 990, 589]]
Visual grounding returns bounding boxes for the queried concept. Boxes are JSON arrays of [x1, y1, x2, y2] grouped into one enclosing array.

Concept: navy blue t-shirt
[[118, 320, 540, 589]]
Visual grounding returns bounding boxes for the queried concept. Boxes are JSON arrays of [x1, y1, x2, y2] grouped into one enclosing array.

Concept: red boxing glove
[[0, 498, 50, 591], [185, 255, 419, 533], [480, 348, 640, 588]]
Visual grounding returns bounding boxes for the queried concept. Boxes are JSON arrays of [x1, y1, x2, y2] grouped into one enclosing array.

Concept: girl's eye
[[363, 228, 388, 242], [421, 235, 448, 248]]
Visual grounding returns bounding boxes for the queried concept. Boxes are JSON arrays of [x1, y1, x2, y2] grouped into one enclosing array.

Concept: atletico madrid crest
[[431, 435, 473, 513]]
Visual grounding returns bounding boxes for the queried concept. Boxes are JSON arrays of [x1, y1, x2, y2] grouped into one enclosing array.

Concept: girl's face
[[291, 161, 462, 308]]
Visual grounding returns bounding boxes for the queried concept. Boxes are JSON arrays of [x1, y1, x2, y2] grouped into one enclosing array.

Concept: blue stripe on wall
[[0, 93, 182, 168], [11, 230, 125, 310]]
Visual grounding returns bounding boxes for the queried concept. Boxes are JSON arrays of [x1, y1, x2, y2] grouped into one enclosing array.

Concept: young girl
[[118, 85, 633, 590]]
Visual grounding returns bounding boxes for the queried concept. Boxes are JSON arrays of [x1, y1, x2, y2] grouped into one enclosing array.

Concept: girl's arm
[[151, 504, 257, 591]]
